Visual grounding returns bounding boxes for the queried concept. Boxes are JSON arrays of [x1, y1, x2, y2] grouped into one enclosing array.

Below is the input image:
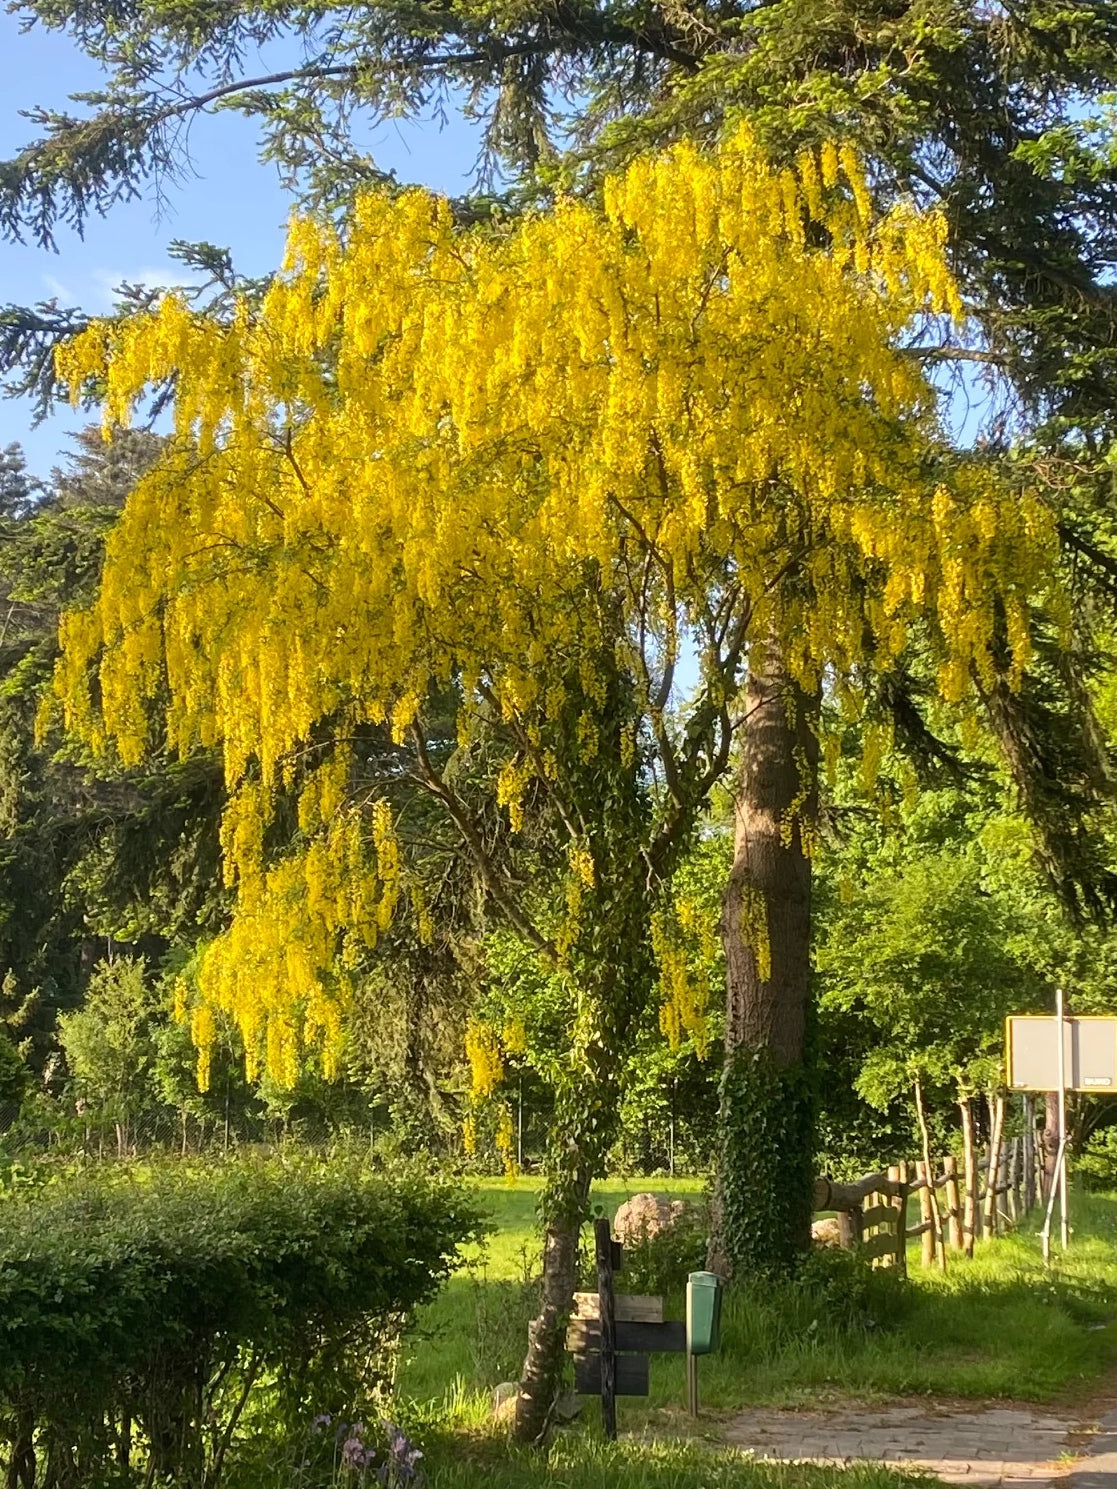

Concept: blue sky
[[0, 12, 483, 477]]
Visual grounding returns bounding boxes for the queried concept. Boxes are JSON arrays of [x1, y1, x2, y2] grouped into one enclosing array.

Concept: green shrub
[[1078, 1126, 1117, 1190], [601, 1202, 710, 1297], [0, 1155, 484, 1488]]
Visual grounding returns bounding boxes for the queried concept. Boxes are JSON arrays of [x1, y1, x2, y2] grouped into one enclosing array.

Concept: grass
[[226, 1178, 1117, 1489], [398, 1179, 1117, 1421], [397, 1176, 706, 1404], [416, 1430, 933, 1489]]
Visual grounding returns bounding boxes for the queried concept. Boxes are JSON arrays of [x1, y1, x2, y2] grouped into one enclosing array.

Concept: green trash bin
[[686, 1270, 722, 1357]]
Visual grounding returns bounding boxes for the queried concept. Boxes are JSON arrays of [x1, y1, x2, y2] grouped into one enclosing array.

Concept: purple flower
[[311, 1413, 333, 1433], [341, 1431, 376, 1474], [385, 1424, 423, 1484]]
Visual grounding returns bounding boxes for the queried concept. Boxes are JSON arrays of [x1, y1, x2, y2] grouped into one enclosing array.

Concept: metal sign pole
[[1057, 986, 1069, 1251]]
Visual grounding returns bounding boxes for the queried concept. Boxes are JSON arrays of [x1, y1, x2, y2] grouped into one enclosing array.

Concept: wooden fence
[[813, 1117, 1042, 1272]]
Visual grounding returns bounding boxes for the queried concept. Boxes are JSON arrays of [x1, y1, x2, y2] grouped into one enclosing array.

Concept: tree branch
[[409, 720, 556, 961]]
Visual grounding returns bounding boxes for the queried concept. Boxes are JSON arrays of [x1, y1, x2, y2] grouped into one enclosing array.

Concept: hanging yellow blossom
[[52, 124, 1057, 1087], [465, 1018, 505, 1100], [652, 898, 718, 1058]]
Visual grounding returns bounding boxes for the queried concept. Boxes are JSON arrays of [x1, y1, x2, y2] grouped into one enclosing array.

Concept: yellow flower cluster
[[737, 886, 773, 986], [465, 1018, 505, 1100], [502, 1017, 528, 1055], [652, 898, 719, 1058], [182, 794, 401, 1088], [53, 124, 1057, 1086], [464, 1021, 518, 1175]]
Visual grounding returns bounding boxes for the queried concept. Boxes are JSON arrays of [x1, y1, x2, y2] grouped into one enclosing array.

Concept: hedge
[[0, 1156, 485, 1488]]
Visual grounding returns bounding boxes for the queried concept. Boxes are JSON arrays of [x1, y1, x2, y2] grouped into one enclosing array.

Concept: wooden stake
[[917, 1159, 935, 1269], [893, 1161, 909, 1276], [838, 1204, 862, 1250], [1014, 1135, 1024, 1217], [914, 1075, 947, 1272], [983, 1091, 1005, 1239], [1022, 1094, 1036, 1214], [1005, 1136, 1018, 1225], [960, 1097, 977, 1255], [943, 1154, 963, 1251]]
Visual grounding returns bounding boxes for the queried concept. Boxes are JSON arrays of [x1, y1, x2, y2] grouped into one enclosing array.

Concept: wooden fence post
[[894, 1161, 909, 1276], [960, 1098, 977, 1256], [943, 1154, 963, 1251], [983, 1094, 1005, 1239], [917, 1160, 935, 1268]]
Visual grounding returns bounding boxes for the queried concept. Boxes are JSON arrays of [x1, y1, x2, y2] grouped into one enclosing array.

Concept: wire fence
[[0, 1102, 387, 1161]]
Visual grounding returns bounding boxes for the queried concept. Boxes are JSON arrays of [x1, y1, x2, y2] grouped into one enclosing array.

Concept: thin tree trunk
[[917, 1159, 935, 1268], [512, 1172, 590, 1444], [1042, 1090, 1060, 1202], [1022, 1094, 1036, 1213], [960, 1097, 977, 1257], [983, 1091, 1005, 1237], [913, 1076, 946, 1273], [717, 634, 818, 1277], [943, 1155, 963, 1251]]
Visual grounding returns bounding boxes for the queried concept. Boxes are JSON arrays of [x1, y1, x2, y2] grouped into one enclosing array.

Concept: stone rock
[[613, 1192, 689, 1245], [553, 1392, 582, 1422], [492, 1381, 519, 1423], [811, 1216, 842, 1247]]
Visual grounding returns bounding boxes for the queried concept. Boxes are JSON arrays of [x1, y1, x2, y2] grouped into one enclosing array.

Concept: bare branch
[[409, 720, 556, 961]]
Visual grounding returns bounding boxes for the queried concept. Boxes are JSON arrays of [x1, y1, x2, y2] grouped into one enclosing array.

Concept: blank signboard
[[1006, 1017, 1117, 1092]]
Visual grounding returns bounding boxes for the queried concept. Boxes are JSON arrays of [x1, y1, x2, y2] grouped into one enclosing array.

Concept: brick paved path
[[724, 1404, 1098, 1487]]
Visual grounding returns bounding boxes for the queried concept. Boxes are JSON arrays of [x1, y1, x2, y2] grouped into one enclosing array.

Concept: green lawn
[[398, 1179, 1117, 1422], [416, 1432, 934, 1489], [397, 1176, 706, 1406]]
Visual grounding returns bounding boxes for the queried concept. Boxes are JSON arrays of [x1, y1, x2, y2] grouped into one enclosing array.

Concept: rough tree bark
[[715, 634, 819, 1277], [512, 1171, 590, 1444], [1042, 1090, 1060, 1202]]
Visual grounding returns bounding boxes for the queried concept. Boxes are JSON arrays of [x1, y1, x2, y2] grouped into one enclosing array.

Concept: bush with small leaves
[[0, 1155, 484, 1489]]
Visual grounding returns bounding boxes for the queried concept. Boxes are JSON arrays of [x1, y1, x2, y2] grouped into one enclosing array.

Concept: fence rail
[[813, 1121, 1041, 1272]]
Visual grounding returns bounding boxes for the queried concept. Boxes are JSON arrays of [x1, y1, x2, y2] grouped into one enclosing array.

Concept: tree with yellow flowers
[[53, 127, 1055, 1438]]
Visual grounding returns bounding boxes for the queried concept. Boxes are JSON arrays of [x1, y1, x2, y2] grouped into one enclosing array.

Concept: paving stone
[[724, 1402, 1085, 1486]]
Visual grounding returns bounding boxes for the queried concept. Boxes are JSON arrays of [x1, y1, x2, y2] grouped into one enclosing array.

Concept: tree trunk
[[959, 1098, 977, 1257], [983, 1091, 1005, 1237], [716, 635, 818, 1278], [512, 1170, 590, 1443], [913, 1076, 946, 1273], [1042, 1090, 1060, 1201]]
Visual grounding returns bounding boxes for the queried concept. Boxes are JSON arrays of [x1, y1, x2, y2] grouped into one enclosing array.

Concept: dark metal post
[[669, 1079, 676, 1178], [1022, 1093, 1036, 1213], [594, 1216, 617, 1440]]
